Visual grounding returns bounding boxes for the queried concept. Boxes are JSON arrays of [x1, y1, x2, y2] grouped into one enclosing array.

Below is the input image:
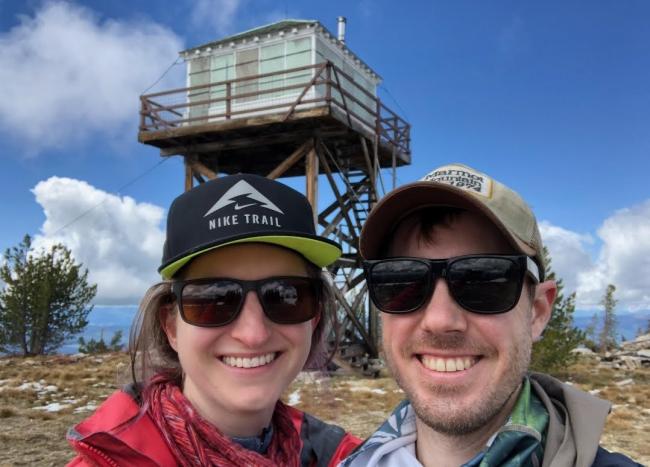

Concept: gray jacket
[[340, 373, 641, 467]]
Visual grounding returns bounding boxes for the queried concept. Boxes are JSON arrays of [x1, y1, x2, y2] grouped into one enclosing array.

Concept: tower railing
[[139, 61, 410, 156]]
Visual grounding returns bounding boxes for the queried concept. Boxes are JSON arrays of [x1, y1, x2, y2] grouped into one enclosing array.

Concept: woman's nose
[[229, 291, 273, 347]]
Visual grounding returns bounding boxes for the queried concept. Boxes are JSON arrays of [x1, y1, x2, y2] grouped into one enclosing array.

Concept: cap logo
[[204, 180, 284, 217], [422, 166, 493, 198]]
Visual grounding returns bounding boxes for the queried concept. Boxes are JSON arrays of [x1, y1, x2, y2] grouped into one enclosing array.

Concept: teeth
[[222, 353, 276, 369], [421, 355, 477, 372]]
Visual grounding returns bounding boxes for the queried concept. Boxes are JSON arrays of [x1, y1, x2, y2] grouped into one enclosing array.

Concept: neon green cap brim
[[160, 235, 342, 280]]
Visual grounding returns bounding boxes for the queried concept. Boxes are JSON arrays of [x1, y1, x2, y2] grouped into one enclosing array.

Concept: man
[[342, 164, 640, 467]]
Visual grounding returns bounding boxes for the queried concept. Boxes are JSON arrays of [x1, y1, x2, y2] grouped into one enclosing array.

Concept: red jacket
[[67, 387, 360, 466]]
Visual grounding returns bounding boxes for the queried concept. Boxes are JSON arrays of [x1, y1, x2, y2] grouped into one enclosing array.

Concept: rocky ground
[[0, 335, 648, 466]]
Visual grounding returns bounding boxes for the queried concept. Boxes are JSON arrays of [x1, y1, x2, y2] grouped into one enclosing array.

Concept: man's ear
[[531, 280, 557, 340], [160, 303, 179, 352]]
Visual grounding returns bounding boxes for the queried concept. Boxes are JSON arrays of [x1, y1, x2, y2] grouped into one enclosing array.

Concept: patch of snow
[[18, 382, 43, 391], [33, 402, 69, 412], [39, 385, 59, 393], [287, 390, 301, 406], [349, 386, 386, 393], [74, 404, 97, 413]]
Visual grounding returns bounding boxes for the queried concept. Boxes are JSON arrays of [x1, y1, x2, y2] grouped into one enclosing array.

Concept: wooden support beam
[[283, 62, 327, 121], [266, 140, 312, 180], [360, 136, 376, 190], [392, 144, 397, 190], [318, 141, 368, 230], [318, 217, 354, 245], [317, 141, 357, 244], [339, 344, 367, 359], [373, 133, 384, 200], [368, 300, 380, 358], [320, 195, 349, 220], [190, 160, 217, 180], [332, 256, 357, 268], [331, 286, 377, 356], [193, 172, 206, 184], [184, 159, 193, 191], [348, 270, 367, 289], [331, 67, 353, 128], [305, 141, 319, 227]]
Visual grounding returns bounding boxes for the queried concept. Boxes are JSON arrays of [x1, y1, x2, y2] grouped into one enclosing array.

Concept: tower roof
[[180, 19, 380, 81]]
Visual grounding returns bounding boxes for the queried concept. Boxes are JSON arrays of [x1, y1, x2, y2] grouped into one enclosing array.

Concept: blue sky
[[0, 0, 649, 317]]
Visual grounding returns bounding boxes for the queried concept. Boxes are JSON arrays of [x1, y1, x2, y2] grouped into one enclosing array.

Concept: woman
[[67, 174, 361, 466]]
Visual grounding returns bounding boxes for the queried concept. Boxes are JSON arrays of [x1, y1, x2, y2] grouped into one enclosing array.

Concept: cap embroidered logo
[[422, 165, 493, 198], [203, 180, 285, 217]]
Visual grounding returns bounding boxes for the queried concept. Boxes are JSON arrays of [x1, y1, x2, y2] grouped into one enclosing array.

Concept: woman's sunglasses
[[364, 255, 541, 315], [171, 276, 321, 327]]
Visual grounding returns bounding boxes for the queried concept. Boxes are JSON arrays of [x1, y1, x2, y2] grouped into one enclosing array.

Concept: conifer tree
[[584, 313, 600, 351], [598, 284, 618, 352], [0, 235, 97, 355], [531, 247, 585, 374], [78, 329, 123, 354]]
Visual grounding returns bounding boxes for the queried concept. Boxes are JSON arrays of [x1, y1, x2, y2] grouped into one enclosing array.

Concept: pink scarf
[[147, 376, 301, 466]]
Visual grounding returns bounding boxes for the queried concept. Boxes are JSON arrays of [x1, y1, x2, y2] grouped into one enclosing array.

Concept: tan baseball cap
[[359, 163, 545, 276]]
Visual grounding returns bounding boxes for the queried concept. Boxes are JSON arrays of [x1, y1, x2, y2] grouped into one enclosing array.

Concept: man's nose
[[418, 278, 469, 333]]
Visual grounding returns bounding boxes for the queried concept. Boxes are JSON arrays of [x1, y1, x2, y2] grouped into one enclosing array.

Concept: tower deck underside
[[139, 106, 410, 177]]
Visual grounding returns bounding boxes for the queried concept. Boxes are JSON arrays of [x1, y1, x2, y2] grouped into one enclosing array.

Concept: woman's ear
[[160, 303, 179, 352], [311, 311, 321, 331]]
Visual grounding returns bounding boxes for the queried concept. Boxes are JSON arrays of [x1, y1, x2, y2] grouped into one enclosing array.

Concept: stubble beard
[[385, 331, 532, 437]]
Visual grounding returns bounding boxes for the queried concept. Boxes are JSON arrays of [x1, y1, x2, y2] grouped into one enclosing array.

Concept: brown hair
[[128, 263, 338, 389], [381, 206, 466, 258]]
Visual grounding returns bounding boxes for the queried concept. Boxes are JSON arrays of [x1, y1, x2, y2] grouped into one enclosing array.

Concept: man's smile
[[419, 355, 479, 372]]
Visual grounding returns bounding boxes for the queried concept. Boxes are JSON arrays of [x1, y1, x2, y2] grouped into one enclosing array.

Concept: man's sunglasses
[[171, 276, 321, 327], [364, 255, 541, 315]]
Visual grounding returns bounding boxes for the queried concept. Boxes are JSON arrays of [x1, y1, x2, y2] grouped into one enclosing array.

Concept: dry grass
[[0, 353, 128, 466], [0, 353, 647, 466]]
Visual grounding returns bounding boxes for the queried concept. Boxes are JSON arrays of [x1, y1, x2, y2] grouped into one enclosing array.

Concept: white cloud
[[576, 200, 650, 311], [0, 2, 184, 152], [31, 177, 165, 305], [190, 0, 244, 35], [539, 221, 594, 296], [540, 200, 650, 312]]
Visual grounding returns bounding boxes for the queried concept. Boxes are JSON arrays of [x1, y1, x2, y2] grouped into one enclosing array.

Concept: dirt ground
[[0, 353, 648, 466]]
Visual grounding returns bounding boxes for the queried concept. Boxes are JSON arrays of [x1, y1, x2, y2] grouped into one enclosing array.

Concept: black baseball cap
[[159, 174, 342, 279]]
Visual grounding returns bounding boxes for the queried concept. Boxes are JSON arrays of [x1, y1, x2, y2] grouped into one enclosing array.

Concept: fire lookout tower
[[138, 18, 411, 374]]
